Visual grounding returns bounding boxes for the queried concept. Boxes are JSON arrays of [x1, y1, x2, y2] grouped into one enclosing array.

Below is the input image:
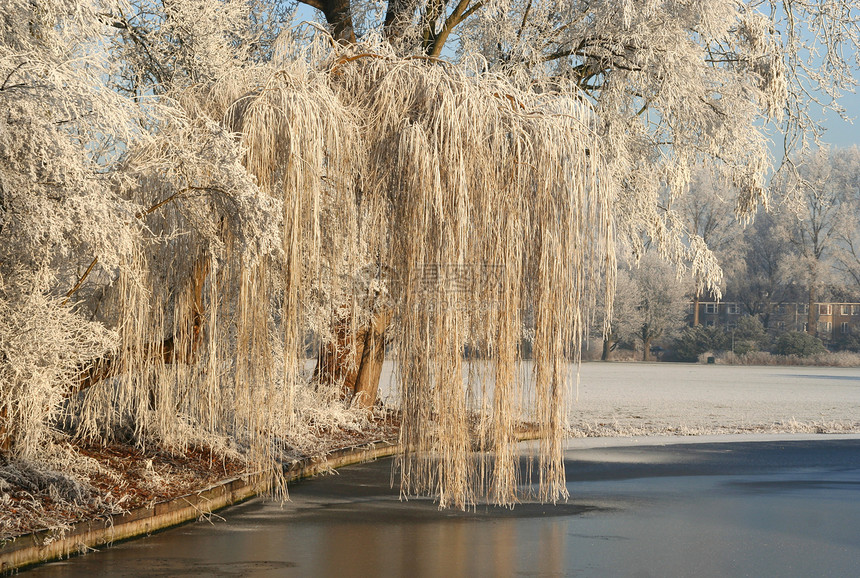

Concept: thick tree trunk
[[311, 0, 357, 43], [315, 306, 392, 408], [351, 308, 393, 407]]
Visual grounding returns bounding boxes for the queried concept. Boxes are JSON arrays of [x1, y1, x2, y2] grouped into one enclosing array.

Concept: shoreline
[[5, 361, 859, 573], [0, 439, 398, 574], [7, 430, 860, 574]]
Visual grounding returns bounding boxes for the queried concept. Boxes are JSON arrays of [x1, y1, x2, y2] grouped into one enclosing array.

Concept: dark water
[[27, 437, 860, 577]]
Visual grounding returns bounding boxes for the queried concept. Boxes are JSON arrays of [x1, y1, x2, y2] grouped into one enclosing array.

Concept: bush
[[772, 331, 827, 357], [713, 350, 860, 367], [673, 325, 728, 361], [831, 332, 860, 353], [730, 316, 768, 355]]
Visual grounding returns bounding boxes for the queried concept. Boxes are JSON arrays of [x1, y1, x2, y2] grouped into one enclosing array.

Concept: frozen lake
[[568, 362, 860, 435], [25, 362, 860, 576], [28, 436, 860, 577]]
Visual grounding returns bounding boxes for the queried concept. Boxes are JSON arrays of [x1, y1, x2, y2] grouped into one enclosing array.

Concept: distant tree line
[[602, 146, 860, 361]]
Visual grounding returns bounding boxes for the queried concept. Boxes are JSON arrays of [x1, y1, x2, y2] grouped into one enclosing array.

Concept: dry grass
[[710, 351, 860, 367], [569, 419, 859, 438]]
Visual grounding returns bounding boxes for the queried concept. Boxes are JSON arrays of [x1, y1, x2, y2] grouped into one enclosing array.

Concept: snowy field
[[569, 362, 860, 436], [373, 361, 860, 436]]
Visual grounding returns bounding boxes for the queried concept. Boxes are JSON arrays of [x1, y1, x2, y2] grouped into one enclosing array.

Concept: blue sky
[[819, 91, 859, 148]]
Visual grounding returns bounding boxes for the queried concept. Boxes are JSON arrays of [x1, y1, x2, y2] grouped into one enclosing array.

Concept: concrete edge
[[0, 440, 399, 574]]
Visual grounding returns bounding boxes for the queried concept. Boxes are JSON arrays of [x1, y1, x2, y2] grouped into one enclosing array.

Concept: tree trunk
[[601, 338, 612, 361], [642, 336, 652, 361], [692, 289, 701, 326], [316, 0, 357, 43], [351, 308, 393, 408], [315, 306, 392, 408], [807, 285, 816, 336]]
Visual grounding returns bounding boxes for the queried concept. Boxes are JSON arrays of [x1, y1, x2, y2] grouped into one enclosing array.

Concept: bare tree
[[614, 255, 687, 361], [775, 147, 856, 335]]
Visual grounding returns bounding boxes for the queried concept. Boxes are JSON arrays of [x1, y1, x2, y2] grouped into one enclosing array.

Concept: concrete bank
[[0, 440, 398, 574]]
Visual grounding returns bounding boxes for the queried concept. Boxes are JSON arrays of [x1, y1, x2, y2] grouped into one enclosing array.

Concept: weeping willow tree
[[216, 44, 616, 506], [2, 0, 859, 514]]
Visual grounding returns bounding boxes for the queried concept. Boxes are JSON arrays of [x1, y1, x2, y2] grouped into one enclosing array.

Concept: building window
[[842, 305, 851, 316], [705, 303, 717, 314], [854, 305, 860, 316], [842, 322, 849, 334], [819, 304, 832, 316], [706, 319, 715, 327], [777, 321, 786, 331], [798, 303, 808, 314], [726, 303, 739, 315], [802, 322, 808, 332], [776, 304, 787, 314], [818, 321, 832, 333]]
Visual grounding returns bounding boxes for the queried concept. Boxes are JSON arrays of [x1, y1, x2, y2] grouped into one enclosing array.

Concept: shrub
[[713, 350, 860, 367], [772, 331, 827, 357], [831, 332, 860, 353], [730, 316, 768, 355], [673, 325, 729, 361]]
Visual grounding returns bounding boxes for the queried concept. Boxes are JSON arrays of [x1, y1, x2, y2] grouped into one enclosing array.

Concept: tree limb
[[62, 186, 219, 304]]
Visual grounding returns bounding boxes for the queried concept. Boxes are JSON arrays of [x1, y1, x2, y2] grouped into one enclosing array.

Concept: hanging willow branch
[[224, 41, 616, 508], [62, 186, 226, 305]]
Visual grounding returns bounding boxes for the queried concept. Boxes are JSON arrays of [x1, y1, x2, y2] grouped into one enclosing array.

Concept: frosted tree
[[733, 210, 795, 326], [0, 0, 289, 485], [1, 1, 144, 458], [598, 266, 643, 361], [285, 0, 858, 504], [775, 147, 858, 334], [0, 0, 607, 509], [2, 0, 860, 512], [674, 167, 743, 325], [615, 254, 687, 361], [831, 148, 860, 292]]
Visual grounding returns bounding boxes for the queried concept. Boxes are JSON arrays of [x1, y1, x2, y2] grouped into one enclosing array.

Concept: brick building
[[691, 301, 860, 341]]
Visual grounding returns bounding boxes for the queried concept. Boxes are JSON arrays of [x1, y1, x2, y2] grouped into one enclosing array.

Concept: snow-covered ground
[[375, 361, 860, 436], [569, 362, 860, 436]]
